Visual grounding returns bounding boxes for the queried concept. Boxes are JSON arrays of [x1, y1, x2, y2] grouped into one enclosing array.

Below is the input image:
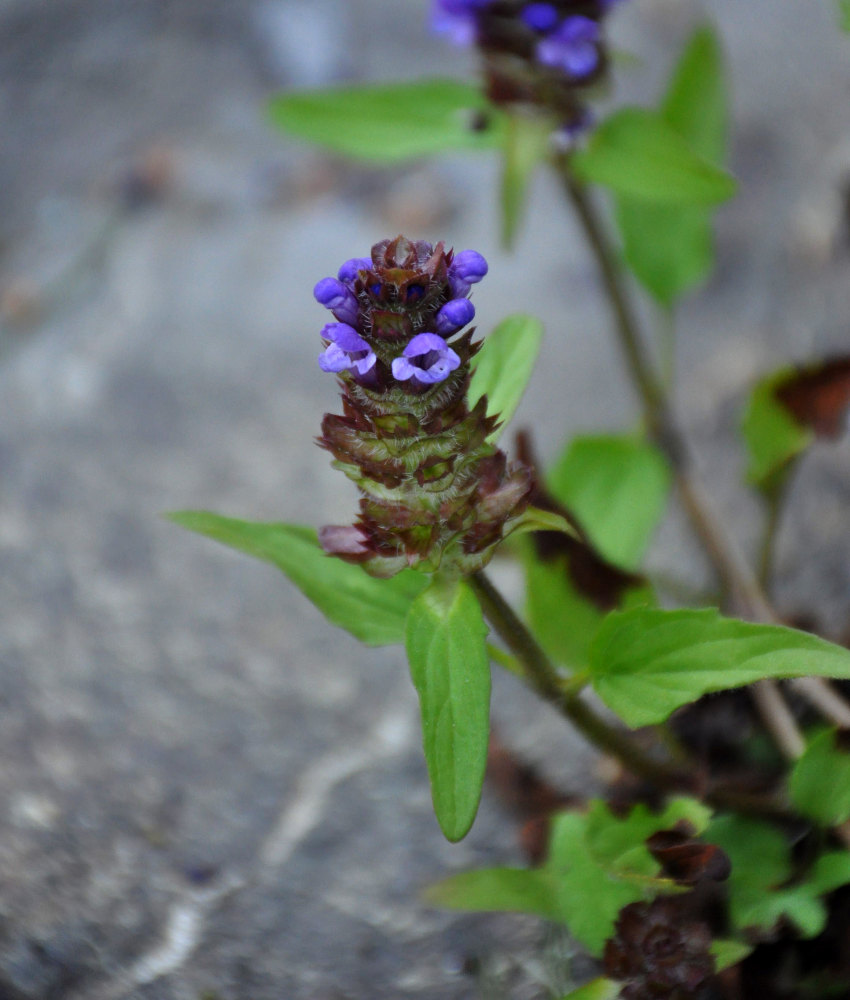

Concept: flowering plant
[[173, 3, 850, 997]]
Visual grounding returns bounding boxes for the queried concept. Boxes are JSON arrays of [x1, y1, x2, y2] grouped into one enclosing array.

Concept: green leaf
[[839, 0, 850, 31], [167, 513, 425, 646], [711, 940, 753, 972], [267, 79, 505, 162], [583, 797, 712, 877], [616, 27, 728, 305], [790, 728, 850, 826], [616, 201, 714, 307], [429, 798, 702, 954], [570, 107, 737, 205], [468, 314, 544, 441], [589, 607, 850, 727], [742, 368, 813, 492], [546, 434, 671, 570], [559, 979, 621, 1000], [424, 867, 561, 921], [405, 577, 491, 842], [708, 815, 850, 938], [661, 26, 727, 164], [500, 113, 552, 249]]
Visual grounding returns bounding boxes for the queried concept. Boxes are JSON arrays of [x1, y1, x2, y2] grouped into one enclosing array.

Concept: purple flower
[[435, 297, 475, 335], [537, 15, 601, 79], [448, 249, 489, 296], [431, 0, 491, 46], [521, 3, 558, 31], [337, 257, 372, 284], [318, 323, 376, 376], [313, 276, 360, 326], [392, 333, 461, 385]]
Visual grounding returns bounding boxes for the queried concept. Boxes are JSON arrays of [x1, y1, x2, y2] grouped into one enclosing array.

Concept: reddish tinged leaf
[[775, 355, 850, 439], [646, 828, 731, 885]]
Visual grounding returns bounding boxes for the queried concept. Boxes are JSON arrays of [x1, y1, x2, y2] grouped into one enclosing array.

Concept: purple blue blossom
[[448, 249, 489, 297], [318, 323, 376, 376], [391, 333, 461, 385], [435, 297, 475, 335], [313, 276, 360, 326], [521, 3, 558, 31], [536, 15, 601, 79], [337, 257, 372, 284], [431, 0, 491, 46]]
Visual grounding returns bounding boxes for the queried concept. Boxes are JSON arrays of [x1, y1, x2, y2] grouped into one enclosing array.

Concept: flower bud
[[448, 249, 489, 296], [435, 297, 476, 335], [337, 257, 372, 284], [313, 276, 360, 326], [536, 15, 601, 79]]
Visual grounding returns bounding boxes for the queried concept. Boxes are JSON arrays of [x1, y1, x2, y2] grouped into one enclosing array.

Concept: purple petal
[[435, 297, 475, 335], [391, 356, 418, 381], [318, 343, 352, 373], [403, 332, 451, 357], [521, 3, 558, 30], [450, 249, 489, 283], [337, 257, 372, 283]]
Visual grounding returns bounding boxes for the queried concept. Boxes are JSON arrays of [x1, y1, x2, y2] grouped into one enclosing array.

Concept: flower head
[[392, 333, 461, 385], [316, 235, 532, 577], [537, 15, 601, 79], [318, 323, 376, 376]]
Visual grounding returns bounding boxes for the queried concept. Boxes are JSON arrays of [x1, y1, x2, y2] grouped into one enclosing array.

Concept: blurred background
[[0, 1, 848, 997]]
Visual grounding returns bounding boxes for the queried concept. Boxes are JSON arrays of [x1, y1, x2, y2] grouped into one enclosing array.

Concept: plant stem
[[471, 570, 793, 819], [471, 571, 691, 789], [557, 165, 850, 756]]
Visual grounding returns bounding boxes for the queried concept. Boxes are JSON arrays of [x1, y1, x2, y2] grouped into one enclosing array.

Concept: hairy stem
[[471, 570, 793, 819]]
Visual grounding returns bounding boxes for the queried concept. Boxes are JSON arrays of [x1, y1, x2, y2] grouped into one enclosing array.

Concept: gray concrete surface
[[0, 1, 849, 998]]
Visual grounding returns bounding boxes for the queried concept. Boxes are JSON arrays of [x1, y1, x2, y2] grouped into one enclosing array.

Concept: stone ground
[[0, 1, 849, 998]]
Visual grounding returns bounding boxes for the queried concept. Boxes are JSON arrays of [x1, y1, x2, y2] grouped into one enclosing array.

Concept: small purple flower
[[435, 297, 475, 335], [521, 3, 558, 31], [392, 333, 461, 385], [431, 0, 491, 46], [318, 323, 376, 376], [448, 249, 489, 296], [537, 15, 601, 79], [337, 257, 372, 284], [313, 276, 360, 326]]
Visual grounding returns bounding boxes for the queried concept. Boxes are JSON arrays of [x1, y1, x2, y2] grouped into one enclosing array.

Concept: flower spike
[[315, 235, 533, 577]]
